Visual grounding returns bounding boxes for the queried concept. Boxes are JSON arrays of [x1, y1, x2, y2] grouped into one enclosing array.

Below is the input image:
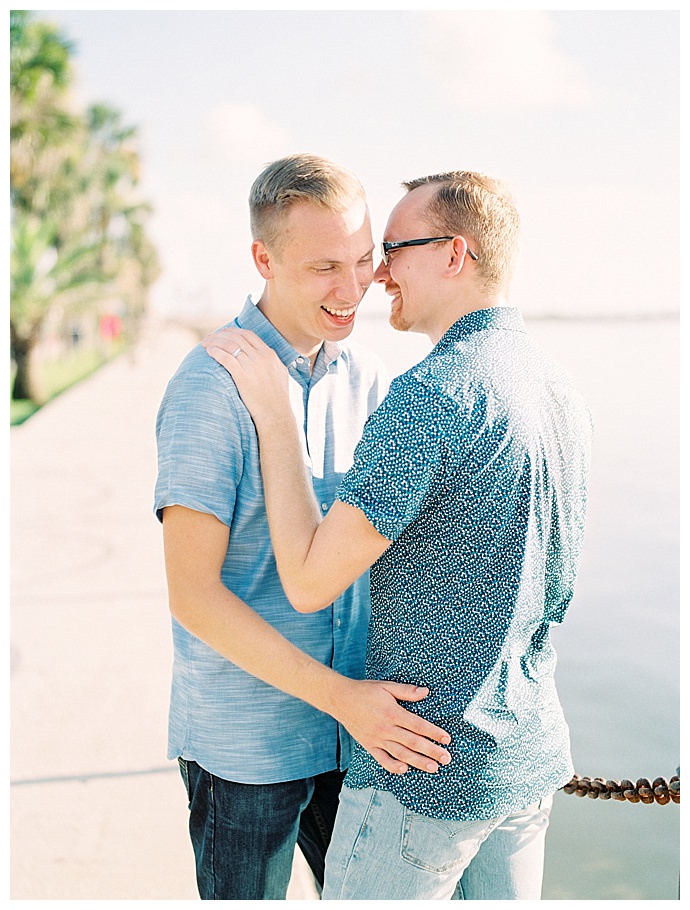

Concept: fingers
[[202, 328, 260, 366], [201, 330, 232, 355], [383, 741, 442, 774], [203, 341, 241, 373], [381, 682, 452, 746], [201, 327, 262, 354], [386, 682, 430, 703], [203, 328, 287, 382], [368, 735, 448, 775], [368, 747, 409, 776], [387, 723, 452, 768], [202, 328, 276, 380], [395, 708, 452, 748], [340, 680, 453, 775], [369, 682, 453, 772], [355, 712, 452, 774]]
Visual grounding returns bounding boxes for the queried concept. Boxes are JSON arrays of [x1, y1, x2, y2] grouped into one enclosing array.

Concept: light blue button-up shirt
[[339, 307, 592, 820], [155, 297, 387, 783]]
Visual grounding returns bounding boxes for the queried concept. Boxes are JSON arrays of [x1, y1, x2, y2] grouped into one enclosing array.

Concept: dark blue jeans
[[178, 758, 345, 900]]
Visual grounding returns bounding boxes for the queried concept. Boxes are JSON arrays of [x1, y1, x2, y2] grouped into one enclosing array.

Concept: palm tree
[[83, 103, 160, 338], [10, 212, 105, 401], [10, 11, 159, 405], [10, 11, 85, 401], [10, 10, 77, 217]]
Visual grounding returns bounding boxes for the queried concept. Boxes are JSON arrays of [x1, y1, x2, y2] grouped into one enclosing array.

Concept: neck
[[256, 289, 321, 370], [427, 292, 509, 345]]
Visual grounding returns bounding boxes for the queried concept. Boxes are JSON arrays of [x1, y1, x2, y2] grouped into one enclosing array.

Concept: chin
[[323, 326, 355, 345], [389, 314, 411, 333]]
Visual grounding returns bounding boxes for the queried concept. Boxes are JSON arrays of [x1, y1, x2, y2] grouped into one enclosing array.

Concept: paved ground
[[10, 321, 318, 900]]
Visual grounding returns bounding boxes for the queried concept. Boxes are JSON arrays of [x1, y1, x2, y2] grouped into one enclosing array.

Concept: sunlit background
[[11, 7, 680, 901], [36, 8, 679, 325]]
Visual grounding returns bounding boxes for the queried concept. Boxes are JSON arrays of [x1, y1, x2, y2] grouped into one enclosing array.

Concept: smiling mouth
[[322, 305, 357, 319]]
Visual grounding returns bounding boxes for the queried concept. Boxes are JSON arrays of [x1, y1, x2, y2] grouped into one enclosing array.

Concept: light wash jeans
[[322, 785, 553, 900]]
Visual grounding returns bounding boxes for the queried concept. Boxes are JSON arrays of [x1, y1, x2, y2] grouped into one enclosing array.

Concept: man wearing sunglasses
[[204, 170, 592, 900]]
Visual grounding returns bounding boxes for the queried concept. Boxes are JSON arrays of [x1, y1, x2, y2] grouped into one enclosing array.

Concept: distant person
[[203, 170, 593, 900], [154, 154, 451, 901]]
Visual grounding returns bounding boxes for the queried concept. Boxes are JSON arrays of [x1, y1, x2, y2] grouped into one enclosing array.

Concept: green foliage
[[10, 10, 77, 212], [10, 211, 105, 330], [9, 10, 160, 405], [10, 10, 73, 97]]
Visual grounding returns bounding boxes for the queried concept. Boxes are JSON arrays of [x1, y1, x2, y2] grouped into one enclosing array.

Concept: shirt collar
[[321, 340, 342, 366], [234, 296, 341, 369], [436, 306, 526, 352]]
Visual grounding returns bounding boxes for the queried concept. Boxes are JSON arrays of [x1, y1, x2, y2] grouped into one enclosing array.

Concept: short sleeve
[[154, 361, 247, 526], [337, 377, 448, 541]]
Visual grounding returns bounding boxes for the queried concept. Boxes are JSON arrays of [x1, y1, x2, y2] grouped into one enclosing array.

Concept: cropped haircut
[[404, 171, 521, 292], [249, 153, 366, 253]]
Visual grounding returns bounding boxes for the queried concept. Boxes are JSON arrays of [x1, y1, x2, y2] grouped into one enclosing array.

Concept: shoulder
[[157, 343, 245, 425], [388, 358, 460, 414], [173, 342, 235, 380], [362, 369, 455, 446], [165, 343, 240, 396]]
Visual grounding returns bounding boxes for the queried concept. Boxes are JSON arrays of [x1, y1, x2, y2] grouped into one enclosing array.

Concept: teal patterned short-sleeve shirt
[[338, 306, 592, 821]]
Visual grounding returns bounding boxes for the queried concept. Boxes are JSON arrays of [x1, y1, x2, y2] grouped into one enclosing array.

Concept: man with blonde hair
[[204, 169, 592, 899], [155, 154, 451, 900]]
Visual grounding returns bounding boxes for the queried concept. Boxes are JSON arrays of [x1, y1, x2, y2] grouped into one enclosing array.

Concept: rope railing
[[562, 774, 680, 805]]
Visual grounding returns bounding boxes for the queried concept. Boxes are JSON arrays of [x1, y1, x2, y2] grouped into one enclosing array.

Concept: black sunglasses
[[381, 236, 478, 267]]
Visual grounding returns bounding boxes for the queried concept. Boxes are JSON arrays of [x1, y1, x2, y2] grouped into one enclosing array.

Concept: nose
[[374, 259, 390, 283], [336, 267, 370, 304]]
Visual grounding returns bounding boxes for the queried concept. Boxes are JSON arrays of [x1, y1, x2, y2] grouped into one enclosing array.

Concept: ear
[[252, 240, 273, 280], [446, 236, 473, 277]]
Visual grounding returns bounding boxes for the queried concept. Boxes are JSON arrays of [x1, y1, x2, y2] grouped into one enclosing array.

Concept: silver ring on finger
[[231, 347, 243, 358]]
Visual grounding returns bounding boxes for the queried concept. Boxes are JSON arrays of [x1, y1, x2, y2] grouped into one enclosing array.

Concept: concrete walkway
[[10, 321, 318, 900]]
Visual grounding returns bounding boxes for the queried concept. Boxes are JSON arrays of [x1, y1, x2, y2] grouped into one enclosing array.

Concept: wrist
[[313, 670, 353, 723], [255, 404, 294, 437]]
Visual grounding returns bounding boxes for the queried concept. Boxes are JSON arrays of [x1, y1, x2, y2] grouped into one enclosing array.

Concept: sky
[[31, 7, 680, 325]]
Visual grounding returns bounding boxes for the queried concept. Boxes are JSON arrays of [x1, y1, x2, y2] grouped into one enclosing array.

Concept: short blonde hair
[[250, 153, 366, 252], [404, 171, 520, 292]]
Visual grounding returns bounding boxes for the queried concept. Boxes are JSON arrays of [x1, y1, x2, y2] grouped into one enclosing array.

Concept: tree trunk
[[10, 329, 42, 403]]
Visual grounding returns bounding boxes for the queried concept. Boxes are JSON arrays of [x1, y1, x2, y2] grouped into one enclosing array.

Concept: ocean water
[[348, 311, 680, 900]]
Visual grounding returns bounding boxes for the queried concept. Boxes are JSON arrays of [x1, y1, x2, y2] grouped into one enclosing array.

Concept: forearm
[[164, 503, 332, 702], [164, 506, 450, 775], [201, 328, 388, 609], [169, 576, 348, 713], [255, 411, 390, 611], [162, 500, 450, 776], [171, 581, 450, 776], [254, 409, 329, 609]]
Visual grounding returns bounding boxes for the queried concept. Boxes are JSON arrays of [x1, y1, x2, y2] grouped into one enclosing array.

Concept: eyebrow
[[305, 248, 374, 266]]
